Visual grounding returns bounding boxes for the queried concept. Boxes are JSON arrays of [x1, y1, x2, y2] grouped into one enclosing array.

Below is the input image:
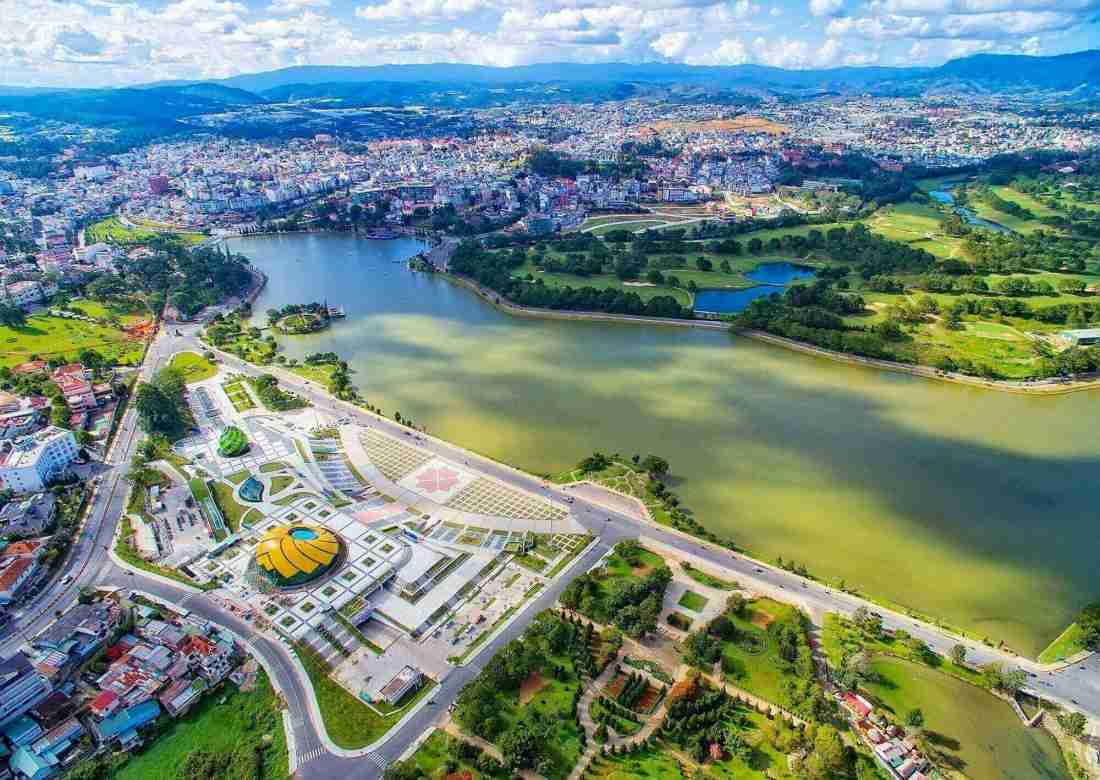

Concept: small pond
[[240, 476, 264, 503], [929, 187, 1014, 234], [694, 262, 817, 314]]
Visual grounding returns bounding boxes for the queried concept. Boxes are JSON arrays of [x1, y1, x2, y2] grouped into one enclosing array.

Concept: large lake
[[234, 232, 1100, 657]]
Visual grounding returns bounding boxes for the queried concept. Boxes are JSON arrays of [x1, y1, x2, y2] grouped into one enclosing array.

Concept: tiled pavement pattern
[[445, 477, 569, 524], [358, 429, 432, 482]]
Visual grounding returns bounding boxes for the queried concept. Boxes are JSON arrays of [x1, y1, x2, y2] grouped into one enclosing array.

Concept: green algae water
[[865, 657, 1068, 780], [235, 232, 1099, 661]]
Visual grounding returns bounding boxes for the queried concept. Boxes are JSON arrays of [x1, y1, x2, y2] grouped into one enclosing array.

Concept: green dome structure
[[218, 426, 250, 457]]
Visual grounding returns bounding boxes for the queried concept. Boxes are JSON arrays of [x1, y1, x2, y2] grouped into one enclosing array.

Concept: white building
[[378, 665, 422, 705], [0, 427, 79, 493], [3, 281, 47, 308]]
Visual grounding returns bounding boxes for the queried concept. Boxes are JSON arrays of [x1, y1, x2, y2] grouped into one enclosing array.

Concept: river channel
[[233, 232, 1099, 659]]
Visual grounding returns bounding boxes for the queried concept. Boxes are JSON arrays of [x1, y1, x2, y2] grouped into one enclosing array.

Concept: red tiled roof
[[0, 557, 35, 592], [89, 690, 118, 714]]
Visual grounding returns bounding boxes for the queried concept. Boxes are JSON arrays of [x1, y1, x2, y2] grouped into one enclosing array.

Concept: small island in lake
[[267, 301, 344, 334]]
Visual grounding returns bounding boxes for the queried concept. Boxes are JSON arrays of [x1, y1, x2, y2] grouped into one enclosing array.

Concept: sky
[[0, 0, 1096, 87]]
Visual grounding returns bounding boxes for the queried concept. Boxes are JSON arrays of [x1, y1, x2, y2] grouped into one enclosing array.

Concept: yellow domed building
[[254, 524, 343, 588]]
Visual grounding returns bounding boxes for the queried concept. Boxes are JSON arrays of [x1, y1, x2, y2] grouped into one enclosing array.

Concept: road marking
[[297, 744, 325, 764], [363, 751, 389, 769]]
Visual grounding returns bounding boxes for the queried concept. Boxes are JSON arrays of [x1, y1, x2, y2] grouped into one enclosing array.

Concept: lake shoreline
[[443, 271, 1100, 395]]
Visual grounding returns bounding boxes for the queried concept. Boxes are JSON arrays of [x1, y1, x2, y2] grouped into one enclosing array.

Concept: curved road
[[3, 321, 1097, 780]]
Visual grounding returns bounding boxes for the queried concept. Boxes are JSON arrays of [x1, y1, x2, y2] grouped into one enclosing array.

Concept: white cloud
[[687, 36, 750, 64], [809, 0, 844, 16], [650, 31, 691, 58], [750, 34, 846, 66], [770, 6, 783, 15], [268, 0, 329, 14], [356, 0, 494, 21]]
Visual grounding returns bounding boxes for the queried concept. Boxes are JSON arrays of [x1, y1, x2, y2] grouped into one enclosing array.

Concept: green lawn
[[491, 655, 585, 779], [719, 599, 808, 706], [970, 189, 1054, 235], [407, 729, 508, 779], [274, 492, 321, 506], [680, 562, 739, 590], [0, 313, 144, 369], [112, 673, 290, 780], [707, 710, 796, 779], [991, 185, 1061, 219], [87, 215, 205, 246], [170, 351, 217, 384], [260, 461, 290, 473], [289, 364, 337, 388], [590, 220, 673, 236], [269, 475, 294, 495], [294, 642, 392, 749], [580, 546, 666, 624], [210, 480, 250, 533], [69, 298, 149, 327], [225, 470, 251, 485], [821, 613, 986, 688], [1037, 622, 1087, 664], [512, 261, 692, 306], [678, 590, 709, 613], [586, 742, 685, 779], [862, 201, 966, 260]]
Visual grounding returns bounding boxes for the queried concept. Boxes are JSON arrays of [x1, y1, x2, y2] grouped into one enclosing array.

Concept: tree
[[1077, 602, 1100, 650], [905, 708, 925, 730], [134, 367, 188, 440], [950, 643, 967, 666], [0, 303, 26, 328], [1058, 711, 1086, 738], [640, 454, 669, 476]]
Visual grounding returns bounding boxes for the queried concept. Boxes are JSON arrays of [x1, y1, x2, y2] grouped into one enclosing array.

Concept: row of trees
[[449, 241, 694, 319]]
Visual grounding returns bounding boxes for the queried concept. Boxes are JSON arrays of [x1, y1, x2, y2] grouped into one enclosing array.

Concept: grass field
[[820, 613, 985, 688], [211, 480, 250, 532], [680, 562, 738, 590], [223, 380, 256, 411], [69, 298, 148, 327], [677, 590, 709, 613], [513, 261, 693, 307], [580, 545, 666, 624], [863, 202, 966, 259], [489, 650, 585, 778], [579, 213, 658, 230], [991, 185, 1061, 219], [269, 475, 294, 495], [1037, 622, 1086, 664], [170, 351, 217, 384], [87, 215, 205, 246], [112, 673, 289, 780], [407, 729, 508, 778], [289, 363, 337, 388], [706, 709, 797, 779], [294, 642, 393, 749], [0, 313, 145, 369], [586, 742, 685, 779], [970, 189, 1052, 235], [590, 220, 672, 236], [718, 598, 809, 706]]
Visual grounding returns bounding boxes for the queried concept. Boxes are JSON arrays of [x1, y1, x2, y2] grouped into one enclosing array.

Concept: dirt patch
[[605, 673, 628, 699], [643, 116, 789, 136], [631, 563, 655, 577], [636, 683, 662, 713], [519, 671, 545, 705], [749, 609, 774, 629]]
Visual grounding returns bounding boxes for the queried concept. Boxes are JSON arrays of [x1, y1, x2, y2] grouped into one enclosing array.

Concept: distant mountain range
[[153, 50, 1100, 93], [0, 50, 1095, 141]]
